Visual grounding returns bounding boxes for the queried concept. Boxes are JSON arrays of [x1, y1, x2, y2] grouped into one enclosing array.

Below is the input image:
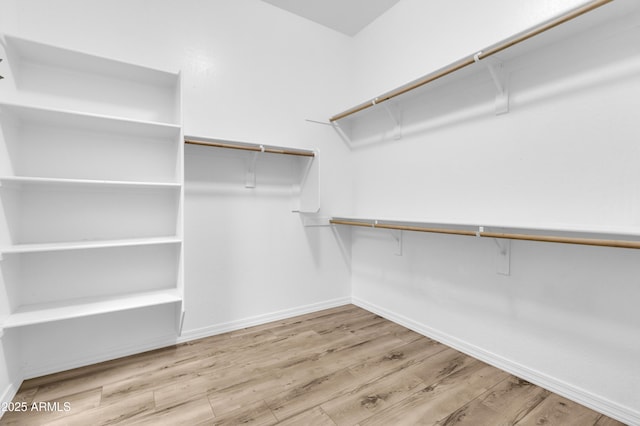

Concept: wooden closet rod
[[329, 219, 640, 249], [184, 138, 315, 157], [329, 0, 614, 122]]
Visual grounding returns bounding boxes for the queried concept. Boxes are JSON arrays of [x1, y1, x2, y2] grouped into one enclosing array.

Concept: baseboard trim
[[178, 297, 352, 343], [0, 382, 19, 417], [352, 296, 640, 426], [19, 297, 350, 380], [22, 334, 179, 380]]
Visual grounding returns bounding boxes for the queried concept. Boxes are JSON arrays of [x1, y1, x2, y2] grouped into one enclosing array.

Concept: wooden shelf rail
[[329, 218, 640, 249], [329, 0, 613, 122], [184, 137, 315, 158]]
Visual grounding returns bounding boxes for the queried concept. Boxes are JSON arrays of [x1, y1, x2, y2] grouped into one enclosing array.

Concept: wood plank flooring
[[0, 305, 625, 425]]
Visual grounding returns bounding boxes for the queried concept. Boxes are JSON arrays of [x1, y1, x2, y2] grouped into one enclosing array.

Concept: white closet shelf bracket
[[474, 52, 509, 115], [478, 225, 511, 275], [331, 121, 353, 149], [382, 102, 402, 140], [389, 228, 403, 256], [494, 237, 511, 275], [246, 145, 264, 188], [291, 148, 320, 213], [376, 220, 404, 255]]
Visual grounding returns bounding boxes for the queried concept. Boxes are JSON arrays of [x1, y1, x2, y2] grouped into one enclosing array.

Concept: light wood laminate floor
[[0, 305, 625, 425]]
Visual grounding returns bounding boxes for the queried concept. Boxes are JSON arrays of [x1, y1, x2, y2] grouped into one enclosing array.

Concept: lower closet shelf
[[0, 236, 182, 254], [1, 289, 182, 329]]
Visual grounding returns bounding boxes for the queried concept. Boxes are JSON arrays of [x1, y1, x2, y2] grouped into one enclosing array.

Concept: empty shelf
[[1, 236, 182, 254], [2, 289, 182, 329]]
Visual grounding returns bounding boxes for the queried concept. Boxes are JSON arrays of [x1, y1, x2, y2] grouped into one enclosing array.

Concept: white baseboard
[[22, 333, 179, 380], [11, 296, 635, 424], [0, 382, 19, 419], [178, 297, 352, 343], [18, 297, 350, 380], [352, 296, 640, 426], [1, 382, 18, 405]]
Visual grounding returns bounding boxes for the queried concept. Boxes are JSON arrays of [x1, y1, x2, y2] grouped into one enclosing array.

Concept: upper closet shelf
[[184, 136, 316, 157], [185, 135, 319, 212], [0, 35, 181, 124], [329, 0, 624, 125], [330, 216, 640, 250]]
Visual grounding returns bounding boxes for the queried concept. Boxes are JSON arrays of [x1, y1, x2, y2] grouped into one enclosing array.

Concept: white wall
[[0, 0, 353, 395], [345, 0, 640, 424]]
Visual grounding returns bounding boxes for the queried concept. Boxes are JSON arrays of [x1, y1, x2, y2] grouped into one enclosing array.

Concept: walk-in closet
[[1, 0, 639, 424]]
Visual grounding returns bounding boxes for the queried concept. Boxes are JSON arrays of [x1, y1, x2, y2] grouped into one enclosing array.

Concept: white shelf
[[330, 0, 640, 146], [184, 135, 316, 157], [331, 216, 640, 241], [1, 185, 179, 245], [0, 236, 181, 255], [0, 101, 182, 183], [185, 135, 320, 213], [0, 176, 181, 189], [0, 102, 181, 138], [1, 289, 182, 329], [1, 35, 181, 124], [3, 35, 178, 87]]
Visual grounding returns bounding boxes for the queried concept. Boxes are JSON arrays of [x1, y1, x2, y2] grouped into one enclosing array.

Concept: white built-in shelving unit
[[0, 35, 184, 332]]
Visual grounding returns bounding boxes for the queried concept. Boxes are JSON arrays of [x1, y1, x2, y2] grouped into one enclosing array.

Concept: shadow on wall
[[351, 224, 640, 358]]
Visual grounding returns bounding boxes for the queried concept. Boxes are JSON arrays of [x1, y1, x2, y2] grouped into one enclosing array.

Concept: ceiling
[[261, 0, 401, 36]]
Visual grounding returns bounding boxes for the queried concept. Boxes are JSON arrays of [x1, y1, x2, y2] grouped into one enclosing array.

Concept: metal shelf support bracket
[[332, 121, 353, 149], [382, 102, 402, 140], [493, 236, 511, 275], [245, 146, 264, 188], [380, 222, 403, 256], [475, 53, 509, 115]]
